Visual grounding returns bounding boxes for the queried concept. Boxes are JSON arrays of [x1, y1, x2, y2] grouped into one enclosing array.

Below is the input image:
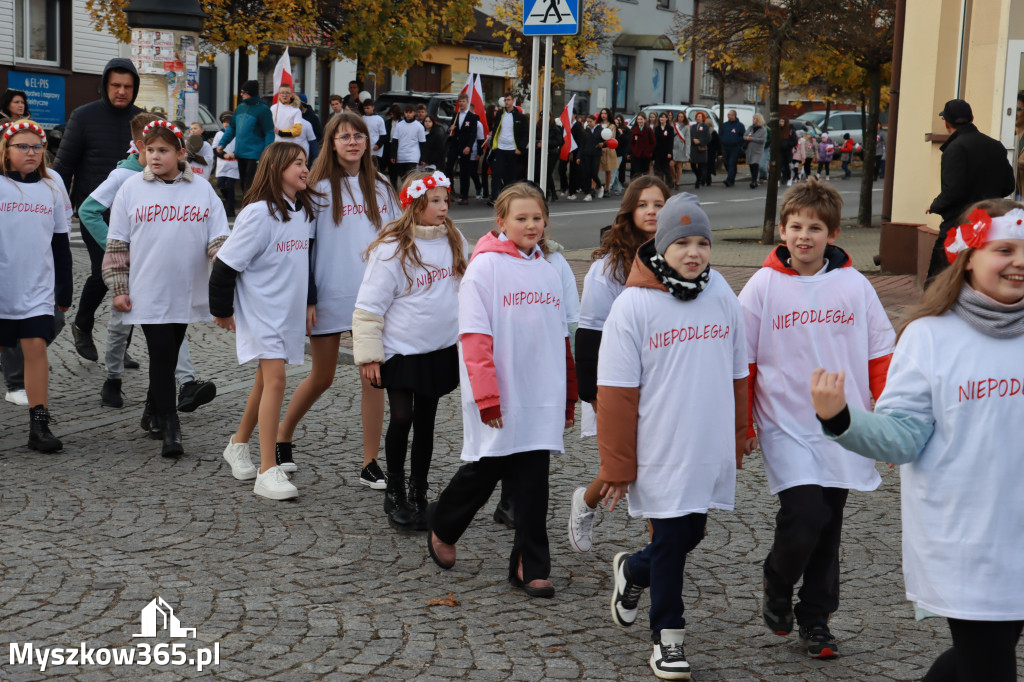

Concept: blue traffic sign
[[523, 0, 579, 36]]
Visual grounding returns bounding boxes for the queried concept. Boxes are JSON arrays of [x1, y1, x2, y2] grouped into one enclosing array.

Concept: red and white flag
[[272, 47, 293, 104], [472, 74, 489, 138], [559, 94, 577, 161]]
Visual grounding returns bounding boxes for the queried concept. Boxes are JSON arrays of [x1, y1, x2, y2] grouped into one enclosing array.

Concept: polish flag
[[460, 72, 473, 97], [559, 94, 577, 161], [272, 48, 293, 104], [472, 74, 489, 138]]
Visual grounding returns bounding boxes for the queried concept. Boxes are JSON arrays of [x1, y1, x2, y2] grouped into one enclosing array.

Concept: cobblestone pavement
[[3, 246, 1018, 681]]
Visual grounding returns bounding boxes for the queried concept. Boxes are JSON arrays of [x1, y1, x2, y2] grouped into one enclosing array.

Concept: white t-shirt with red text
[[355, 230, 468, 359], [598, 271, 748, 518], [108, 172, 229, 324], [872, 311, 1024, 620], [458, 240, 569, 461], [309, 177, 399, 334], [0, 174, 69, 319], [739, 265, 895, 494], [215, 200, 313, 365]]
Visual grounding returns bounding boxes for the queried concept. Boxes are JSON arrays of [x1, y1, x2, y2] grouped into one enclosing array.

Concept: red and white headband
[[3, 119, 46, 143], [944, 207, 1024, 262], [142, 120, 185, 147], [399, 170, 452, 209]]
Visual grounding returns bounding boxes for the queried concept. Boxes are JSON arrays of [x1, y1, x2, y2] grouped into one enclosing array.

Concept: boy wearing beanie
[[739, 180, 894, 658], [599, 193, 749, 679]]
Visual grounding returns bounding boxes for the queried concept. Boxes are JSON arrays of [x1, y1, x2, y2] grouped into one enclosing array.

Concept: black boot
[[28, 405, 63, 452], [160, 412, 183, 457], [384, 475, 415, 531], [492, 486, 516, 530], [141, 398, 163, 438], [100, 378, 123, 408], [408, 478, 429, 531]]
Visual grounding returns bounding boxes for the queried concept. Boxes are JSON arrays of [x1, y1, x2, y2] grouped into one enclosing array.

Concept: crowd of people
[[1, 58, 1022, 680]]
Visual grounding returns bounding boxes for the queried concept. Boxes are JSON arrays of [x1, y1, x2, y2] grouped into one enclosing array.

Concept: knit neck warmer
[[415, 224, 447, 239], [143, 161, 192, 183], [639, 240, 711, 301], [953, 284, 1024, 339]]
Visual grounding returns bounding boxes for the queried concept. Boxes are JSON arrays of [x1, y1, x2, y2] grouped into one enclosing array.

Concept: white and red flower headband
[[399, 171, 451, 210], [142, 120, 185, 148], [3, 119, 46, 143], [944, 207, 1024, 262]]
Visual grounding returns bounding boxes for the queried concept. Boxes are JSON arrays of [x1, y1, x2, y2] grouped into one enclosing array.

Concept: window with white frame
[[701, 68, 717, 98], [15, 0, 60, 65], [745, 83, 760, 104]]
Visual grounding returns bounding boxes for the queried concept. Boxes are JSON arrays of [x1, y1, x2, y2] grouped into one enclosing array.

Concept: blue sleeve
[[218, 122, 236, 148], [825, 406, 934, 465], [259, 107, 275, 147]]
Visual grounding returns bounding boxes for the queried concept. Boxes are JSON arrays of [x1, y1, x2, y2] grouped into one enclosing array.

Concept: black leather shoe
[[71, 323, 99, 362], [177, 380, 216, 412], [123, 351, 140, 369], [27, 405, 63, 453], [384, 476, 415, 530], [492, 500, 515, 529], [100, 378, 124, 408], [160, 412, 183, 457]]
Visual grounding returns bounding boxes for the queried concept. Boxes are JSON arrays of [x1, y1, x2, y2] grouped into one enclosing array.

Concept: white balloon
[[601, 127, 614, 140], [359, 91, 371, 102]]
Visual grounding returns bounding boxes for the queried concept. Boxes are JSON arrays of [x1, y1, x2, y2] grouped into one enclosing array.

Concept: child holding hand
[[811, 198, 1024, 682]]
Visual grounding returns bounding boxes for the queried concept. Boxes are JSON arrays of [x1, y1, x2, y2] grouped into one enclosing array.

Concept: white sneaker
[[583, 194, 593, 202], [650, 629, 690, 679], [223, 436, 257, 480], [5, 389, 29, 406], [597, 186, 605, 199], [566, 193, 577, 200], [786, 179, 793, 186], [567, 486, 596, 552], [254, 466, 298, 500]]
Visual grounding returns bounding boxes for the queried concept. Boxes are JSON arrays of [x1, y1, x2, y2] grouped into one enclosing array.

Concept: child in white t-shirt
[[276, 112, 399, 485], [353, 170, 468, 530], [812, 198, 1024, 681], [212, 112, 240, 217], [739, 180, 895, 659], [213, 142, 319, 501], [599, 193, 748, 680], [102, 121, 230, 458], [389, 105, 426, 181], [426, 183, 578, 599], [0, 119, 72, 452], [187, 122, 214, 180]]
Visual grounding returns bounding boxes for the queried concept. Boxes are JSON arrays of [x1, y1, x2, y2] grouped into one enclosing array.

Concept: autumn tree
[[86, 0, 477, 73], [488, 0, 622, 100], [677, 0, 831, 245]]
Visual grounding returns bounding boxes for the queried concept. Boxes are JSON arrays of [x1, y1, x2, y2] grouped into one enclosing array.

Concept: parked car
[[795, 110, 863, 146], [790, 118, 822, 140], [373, 91, 459, 129]]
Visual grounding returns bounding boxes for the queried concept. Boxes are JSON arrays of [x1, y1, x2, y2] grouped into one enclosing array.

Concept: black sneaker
[[799, 621, 839, 659], [762, 575, 794, 635], [275, 442, 297, 473], [177, 379, 216, 412], [359, 459, 387, 489], [123, 351, 140, 369], [71, 323, 98, 362], [100, 378, 124, 408], [650, 629, 690, 680], [610, 552, 645, 627], [492, 500, 515, 529]]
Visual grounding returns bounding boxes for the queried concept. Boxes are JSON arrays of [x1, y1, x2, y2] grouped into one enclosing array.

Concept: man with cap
[[926, 98, 1014, 280], [216, 80, 275, 196], [599, 192, 749, 680]]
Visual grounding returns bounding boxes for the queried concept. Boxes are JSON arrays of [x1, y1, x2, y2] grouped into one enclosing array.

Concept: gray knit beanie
[[655, 192, 712, 255]]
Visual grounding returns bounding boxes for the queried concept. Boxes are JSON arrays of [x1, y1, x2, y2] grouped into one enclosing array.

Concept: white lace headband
[[399, 171, 452, 209], [944, 207, 1024, 262], [3, 119, 46, 143]]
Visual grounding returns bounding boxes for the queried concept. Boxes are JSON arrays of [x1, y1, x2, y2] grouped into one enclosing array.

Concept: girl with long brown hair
[[811, 197, 1024, 680], [276, 112, 400, 486], [567, 176, 670, 552], [353, 170, 468, 530]]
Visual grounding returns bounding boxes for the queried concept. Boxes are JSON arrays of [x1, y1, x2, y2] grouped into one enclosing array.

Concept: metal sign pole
[[539, 36, 553, 196], [527, 36, 540, 184]]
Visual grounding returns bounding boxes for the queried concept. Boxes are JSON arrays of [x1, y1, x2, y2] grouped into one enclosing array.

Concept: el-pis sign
[[6, 72, 66, 129]]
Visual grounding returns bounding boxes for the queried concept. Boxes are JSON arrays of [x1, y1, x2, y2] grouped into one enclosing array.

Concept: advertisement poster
[[6, 72, 65, 129], [129, 29, 199, 123]]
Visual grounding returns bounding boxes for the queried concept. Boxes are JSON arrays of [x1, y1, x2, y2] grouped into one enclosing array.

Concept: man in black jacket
[[448, 93, 480, 204], [926, 99, 1015, 280], [488, 92, 528, 203], [54, 58, 142, 362]]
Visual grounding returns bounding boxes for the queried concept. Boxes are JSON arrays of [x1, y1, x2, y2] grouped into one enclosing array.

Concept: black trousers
[[74, 226, 107, 333], [237, 158, 258, 197], [457, 152, 475, 199], [927, 225, 955, 282], [764, 485, 849, 624], [429, 450, 550, 582], [749, 163, 760, 186], [490, 149, 520, 198], [384, 389, 439, 483], [922, 619, 1023, 682], [630, 157, 651, 180], [580, 155, 601, 195], [142, 323, 187, 414]]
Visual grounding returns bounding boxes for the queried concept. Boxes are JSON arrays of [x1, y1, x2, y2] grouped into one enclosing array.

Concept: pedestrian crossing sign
[[523, 0, 579, 36]]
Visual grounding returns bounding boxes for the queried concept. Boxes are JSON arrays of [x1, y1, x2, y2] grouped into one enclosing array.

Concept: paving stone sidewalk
[[2, 246, 1018, 681]]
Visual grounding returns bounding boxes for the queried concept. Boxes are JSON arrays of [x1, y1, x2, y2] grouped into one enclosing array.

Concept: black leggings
[[142, 323, 187, 414], [922, 619, 1023, 682], [74, 226, 108, 333], [384, 388, 440, 483]]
